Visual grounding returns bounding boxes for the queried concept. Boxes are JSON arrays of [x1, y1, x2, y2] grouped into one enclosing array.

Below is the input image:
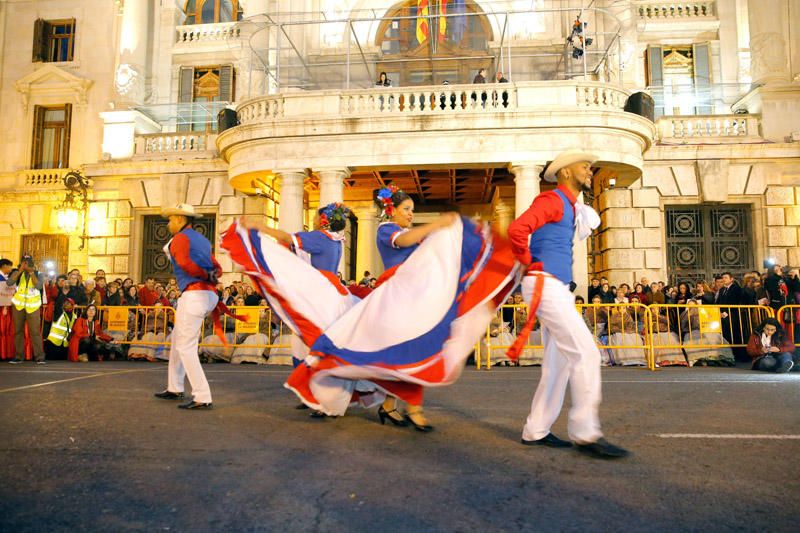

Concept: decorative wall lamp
[[56, 170, 91, 250]]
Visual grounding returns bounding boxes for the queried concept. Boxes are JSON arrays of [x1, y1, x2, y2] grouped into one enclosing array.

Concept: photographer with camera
[[7, 254, 46, 364]]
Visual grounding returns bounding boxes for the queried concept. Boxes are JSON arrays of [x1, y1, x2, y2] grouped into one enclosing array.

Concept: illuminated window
[[184, 0, 243, 25], [177, 65, 235, 132]]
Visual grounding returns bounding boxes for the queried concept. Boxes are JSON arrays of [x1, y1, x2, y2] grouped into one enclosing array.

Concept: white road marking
[[0, 368, 156, 394], [656, 434, 800, 439]]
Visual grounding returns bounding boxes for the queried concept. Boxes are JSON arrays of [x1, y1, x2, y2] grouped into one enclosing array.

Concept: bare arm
[[241, 219, 293, 246], [394, 212, 459, 249]]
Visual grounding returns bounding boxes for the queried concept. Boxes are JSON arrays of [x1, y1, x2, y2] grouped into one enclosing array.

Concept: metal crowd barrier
[[476, 304, 776, 372], [776, 305, 800, 346], [74, 305, 292, 354]]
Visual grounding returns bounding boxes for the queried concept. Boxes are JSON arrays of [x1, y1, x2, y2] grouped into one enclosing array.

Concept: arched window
[[375, 0, 493, 86], [184, 0, 243, 25]]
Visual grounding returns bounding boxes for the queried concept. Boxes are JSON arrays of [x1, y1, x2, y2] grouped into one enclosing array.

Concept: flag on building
[[416, 0, 430, 44]]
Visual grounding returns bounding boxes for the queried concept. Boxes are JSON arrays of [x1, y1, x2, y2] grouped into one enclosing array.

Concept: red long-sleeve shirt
[[170, 232, 222, 292], [507, 184, 577, 265]]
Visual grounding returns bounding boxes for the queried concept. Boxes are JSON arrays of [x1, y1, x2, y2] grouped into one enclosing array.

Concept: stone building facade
[[0, 0, 798, 294]]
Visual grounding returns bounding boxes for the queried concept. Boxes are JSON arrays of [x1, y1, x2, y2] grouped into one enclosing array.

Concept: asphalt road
[[1, 362, 798, 532]]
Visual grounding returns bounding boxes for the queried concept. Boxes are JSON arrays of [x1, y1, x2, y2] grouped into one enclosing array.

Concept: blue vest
[[170, 228, 215, 291], [529, 189, 575, 284]]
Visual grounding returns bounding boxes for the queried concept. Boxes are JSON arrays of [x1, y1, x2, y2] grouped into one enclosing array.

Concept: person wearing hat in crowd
[[506, 149, 629, 459], [7, 254, 46, 364], [154, 203, 233, 410]]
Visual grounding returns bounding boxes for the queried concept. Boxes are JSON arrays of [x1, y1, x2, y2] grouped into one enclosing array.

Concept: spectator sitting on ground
[[680, 299, 735, 367], [746, 318, 795, 373], [69, 304, 118, 362], [606, 305, 647, 366]]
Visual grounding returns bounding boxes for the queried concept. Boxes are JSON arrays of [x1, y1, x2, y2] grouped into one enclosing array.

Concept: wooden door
[[20, 234, 69, 275]]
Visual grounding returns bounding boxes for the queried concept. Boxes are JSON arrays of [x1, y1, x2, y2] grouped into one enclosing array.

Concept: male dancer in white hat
[[507, 150, 629, 459], [154, 203, 224, 410]]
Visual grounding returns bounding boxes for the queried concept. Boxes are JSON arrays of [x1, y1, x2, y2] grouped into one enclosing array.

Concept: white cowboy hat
[[542, 149, 598, 183], [161, 203, 203, 218]]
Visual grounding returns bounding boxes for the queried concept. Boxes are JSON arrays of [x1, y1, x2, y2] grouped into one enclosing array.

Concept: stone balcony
[[173, 22, 243, 54], [218, 81, 657, 194], [133, 132, 219, 161], [656, 114, 764, 144]]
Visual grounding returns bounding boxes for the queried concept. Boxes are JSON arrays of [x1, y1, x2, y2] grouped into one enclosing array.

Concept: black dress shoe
[[177, 400, 213, 410], [521, 432, 572, 448], [295, 403, 310, 410], [310, 410, 337, 419], [154, 390, 184, 400], [575, 438, 629, 459]]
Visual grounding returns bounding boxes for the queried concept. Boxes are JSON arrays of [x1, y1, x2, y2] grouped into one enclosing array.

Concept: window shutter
[[62, 104, 72, 168], [692, 42, 711, 114], [218, 65, 234, 102], [178, 67, 194, 132], [179, 67, 195, 102], [32, 19, 50, 62], [30, 106, 46, 168], [645, 45, 664, 118]]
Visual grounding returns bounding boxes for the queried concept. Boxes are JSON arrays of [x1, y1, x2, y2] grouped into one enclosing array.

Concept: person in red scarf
[[68, 304, 116, 362]]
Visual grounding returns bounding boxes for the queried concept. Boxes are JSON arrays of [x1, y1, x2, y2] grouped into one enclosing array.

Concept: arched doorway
[[375, 0, 494, 86]]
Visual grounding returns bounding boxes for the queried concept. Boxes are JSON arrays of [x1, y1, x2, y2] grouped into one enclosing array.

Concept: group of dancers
[[153, 149, 629, 459]]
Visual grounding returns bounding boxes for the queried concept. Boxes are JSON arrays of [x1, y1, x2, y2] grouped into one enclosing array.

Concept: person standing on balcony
[[506, 150, 629, 459], [154, 204, 229, 410], [375, 72, 391, 87], [7, 255, 46, 364]]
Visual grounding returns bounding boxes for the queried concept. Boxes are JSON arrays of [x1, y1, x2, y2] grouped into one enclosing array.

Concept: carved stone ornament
[[14, 64, 94, 111], [115, 63, 141, 97], [749, 32, 789, 83]]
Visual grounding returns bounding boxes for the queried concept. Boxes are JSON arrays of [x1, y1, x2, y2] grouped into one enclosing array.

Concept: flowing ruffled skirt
[[221, 217, 521, 415]]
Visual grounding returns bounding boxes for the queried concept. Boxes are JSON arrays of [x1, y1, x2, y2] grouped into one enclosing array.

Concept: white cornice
[[14, 64, 94, 111]]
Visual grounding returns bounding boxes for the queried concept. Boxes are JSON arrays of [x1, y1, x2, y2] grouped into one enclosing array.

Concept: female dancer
[[373, 186, 459, 430], [222, 191, 521, 430]]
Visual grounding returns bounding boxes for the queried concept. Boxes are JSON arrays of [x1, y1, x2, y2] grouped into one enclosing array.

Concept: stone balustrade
[[20, 168, 72, 188], [656, 114, 763, 143], [236, 81, 630, 124], [134, 132, 218, 158], [175, 22, 241, 44], [636, 2, 716, 19]]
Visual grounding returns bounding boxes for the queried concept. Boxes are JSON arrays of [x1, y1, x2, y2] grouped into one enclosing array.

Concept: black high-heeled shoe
[[378, 406, 408, 427], [405, 413, 433, 432]]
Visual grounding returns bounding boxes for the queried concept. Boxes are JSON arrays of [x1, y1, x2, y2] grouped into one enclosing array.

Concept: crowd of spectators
[[482, 267, 800, 371], [3, 258, 799, 372]]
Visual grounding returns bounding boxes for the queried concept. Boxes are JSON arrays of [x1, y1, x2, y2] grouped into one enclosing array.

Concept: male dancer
[[154, 203, 223, 410], [507, 150, 629, 459]]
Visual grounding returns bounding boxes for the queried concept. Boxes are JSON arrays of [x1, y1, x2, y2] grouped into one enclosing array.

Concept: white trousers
[[521, 274, 603, 443], [167, 290, 218, 403]]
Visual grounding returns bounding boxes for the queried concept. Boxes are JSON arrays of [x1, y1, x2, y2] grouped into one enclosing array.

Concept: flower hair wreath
[[376, 185, 400, 218], [318, 202, 351, 229]]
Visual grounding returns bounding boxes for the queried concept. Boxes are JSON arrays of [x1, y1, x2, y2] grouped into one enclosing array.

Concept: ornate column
[[510, 164, 543, 218], [742, 0, 799, 142], [353, 206, 381, 278], [276, 170, 306, 232], [115, 0, 150, 104], [747, 0, 791, 85], [317, 168, 349, 207]]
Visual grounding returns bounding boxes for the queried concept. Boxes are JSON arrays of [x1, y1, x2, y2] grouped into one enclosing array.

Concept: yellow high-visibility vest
[[11, 273, 42, 313], [47, 312, 76, 347]]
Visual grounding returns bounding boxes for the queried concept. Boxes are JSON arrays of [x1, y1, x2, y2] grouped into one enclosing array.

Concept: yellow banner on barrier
[[235, 308, 260, 334], [698, 307, 721, 333], [106, 307, 129, 332]]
